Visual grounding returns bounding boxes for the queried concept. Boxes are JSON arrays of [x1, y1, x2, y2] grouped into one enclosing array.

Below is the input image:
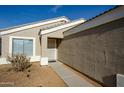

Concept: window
[[12, 38, 33, 56]]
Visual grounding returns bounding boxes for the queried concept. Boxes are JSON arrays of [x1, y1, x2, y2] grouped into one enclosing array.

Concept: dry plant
[[7, 54, 31, 72]]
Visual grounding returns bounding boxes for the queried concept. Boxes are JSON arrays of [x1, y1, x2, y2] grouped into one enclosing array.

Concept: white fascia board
[[0, 17, 69, 36], [41, 19, 85, 35], [64, 6, 124, 36]]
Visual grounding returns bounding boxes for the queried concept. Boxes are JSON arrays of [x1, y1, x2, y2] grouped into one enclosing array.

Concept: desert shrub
[[7, 54, 31, 72]]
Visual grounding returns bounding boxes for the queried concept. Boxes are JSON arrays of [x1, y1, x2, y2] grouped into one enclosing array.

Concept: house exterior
[[0, 6, 124, 87], [0, 16, 85, 65], [58, 6, 124, 86]]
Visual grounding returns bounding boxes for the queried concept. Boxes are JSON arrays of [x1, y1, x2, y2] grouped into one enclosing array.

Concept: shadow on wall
[[58, 18, 124, 86], [102, 74, 116, 87]]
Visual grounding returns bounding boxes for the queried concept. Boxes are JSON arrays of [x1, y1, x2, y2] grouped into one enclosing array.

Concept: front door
[[47, 38, 57, 62]]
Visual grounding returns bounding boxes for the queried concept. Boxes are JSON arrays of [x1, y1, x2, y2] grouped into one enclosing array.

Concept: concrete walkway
[[49, 62, 94, 87]]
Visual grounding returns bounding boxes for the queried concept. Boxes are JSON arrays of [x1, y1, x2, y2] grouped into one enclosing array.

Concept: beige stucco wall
[[1, 27, 41, 57], [40, 25, 76, 58], [44, 25, 76, 38], [1, 21, 65, 57], [58, 17, 124, 86]]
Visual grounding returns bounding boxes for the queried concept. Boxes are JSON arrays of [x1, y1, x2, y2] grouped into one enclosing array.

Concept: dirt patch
[[0, 62, 66, 87]]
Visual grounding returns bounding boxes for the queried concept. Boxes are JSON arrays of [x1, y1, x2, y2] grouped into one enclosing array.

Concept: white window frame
[[9, 36, 36, 57]]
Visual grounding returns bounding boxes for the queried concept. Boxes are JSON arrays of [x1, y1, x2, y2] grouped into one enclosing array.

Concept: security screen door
[[47, 38, 57, 61], [12, 38, 33, 56]]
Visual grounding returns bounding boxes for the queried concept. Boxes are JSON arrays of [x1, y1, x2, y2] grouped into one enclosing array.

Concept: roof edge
[[64, 6, 124, 37], [40, 18, 85, 35], [0, 16, 70, 36], [0, 16, 70, 31]]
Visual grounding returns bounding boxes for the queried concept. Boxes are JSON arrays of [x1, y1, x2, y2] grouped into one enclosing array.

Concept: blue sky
[[0, 5, 115, 29]]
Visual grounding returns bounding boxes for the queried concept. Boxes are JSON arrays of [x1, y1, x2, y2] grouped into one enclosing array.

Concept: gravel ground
[[0, 62, 66, 87]]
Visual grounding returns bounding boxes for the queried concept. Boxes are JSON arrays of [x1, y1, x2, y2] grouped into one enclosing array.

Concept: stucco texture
[[1, 27, 41, 57], [58, 18, 124, 86], [1, 21, 64, 57]]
